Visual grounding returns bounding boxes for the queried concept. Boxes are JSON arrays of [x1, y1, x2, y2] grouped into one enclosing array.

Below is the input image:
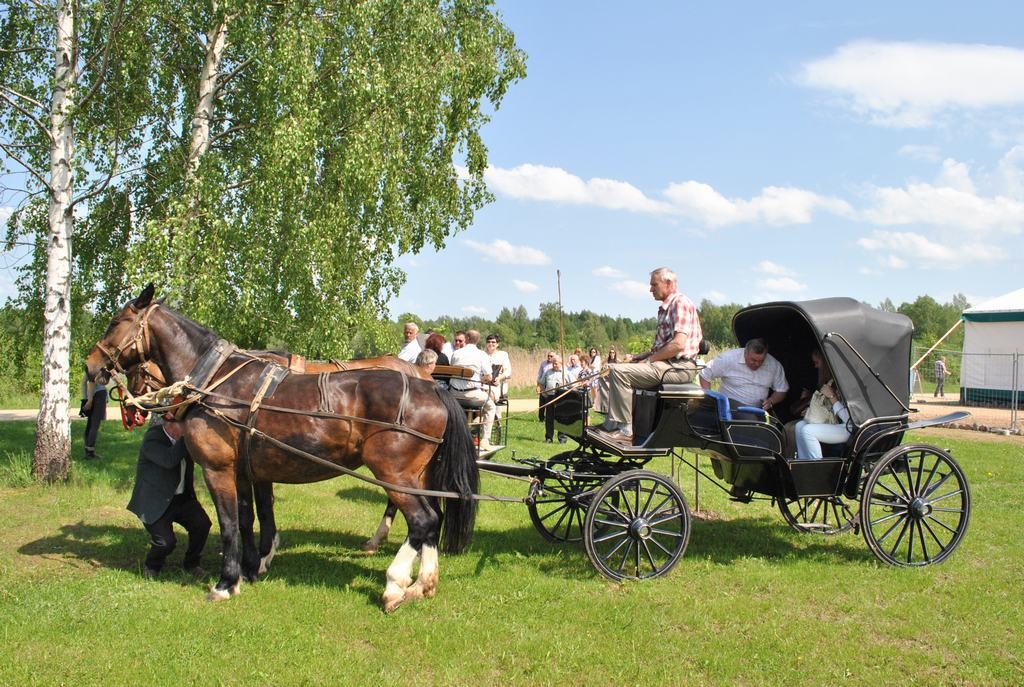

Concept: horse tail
[[432, 388, 479, 554]]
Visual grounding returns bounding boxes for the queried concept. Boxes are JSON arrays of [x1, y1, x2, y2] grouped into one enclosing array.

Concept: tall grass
[[1, 416, 1022, 685]]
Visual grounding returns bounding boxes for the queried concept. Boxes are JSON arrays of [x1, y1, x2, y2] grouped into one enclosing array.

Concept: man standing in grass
[[127, 414, 211, 579]]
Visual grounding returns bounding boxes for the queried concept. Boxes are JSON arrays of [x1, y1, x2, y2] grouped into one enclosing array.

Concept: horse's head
[[86, 283, 159, 385]]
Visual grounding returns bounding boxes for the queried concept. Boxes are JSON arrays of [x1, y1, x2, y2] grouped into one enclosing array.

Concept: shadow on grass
[[16, 494, 870, 606], [336, 481, 874, 576], [19, 521, 140, 573], [16, 519, 402, 605]]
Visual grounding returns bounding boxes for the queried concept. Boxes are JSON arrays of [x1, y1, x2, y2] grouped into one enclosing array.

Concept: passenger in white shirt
[[483, 334, 512, 402], [397, 322, 422, 363], [699, 338, 789, 413], [449, 329, 497, 450]]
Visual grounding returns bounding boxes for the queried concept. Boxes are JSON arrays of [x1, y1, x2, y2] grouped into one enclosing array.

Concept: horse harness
[[100, 308, 512, 502]]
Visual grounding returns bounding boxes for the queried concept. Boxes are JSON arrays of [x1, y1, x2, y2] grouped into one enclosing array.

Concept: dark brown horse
[[88, 285, 478, 611], [241, 353, 428, 555], [123, 353, 426, 565]]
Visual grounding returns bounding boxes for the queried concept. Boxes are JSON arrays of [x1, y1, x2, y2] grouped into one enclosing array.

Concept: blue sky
[[392, 1, 1024, 321], [3, 1, 1023, 322]]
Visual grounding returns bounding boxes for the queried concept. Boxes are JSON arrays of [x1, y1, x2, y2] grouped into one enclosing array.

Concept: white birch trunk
[[33, 0, 75, 482], [186, 8, 229, 181]]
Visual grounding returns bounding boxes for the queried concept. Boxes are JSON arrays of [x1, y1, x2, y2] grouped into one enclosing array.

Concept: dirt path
[[6, 395, 1019, 440]]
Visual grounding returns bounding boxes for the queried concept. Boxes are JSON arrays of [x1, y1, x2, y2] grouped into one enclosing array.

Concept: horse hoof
[[404, 581, 436, 602], [207, 582, 241, 601], [259, 534, 280, 574], [361, 542, 379, 554], [207, 588, 232, 602], [381, 591, 405, 613]]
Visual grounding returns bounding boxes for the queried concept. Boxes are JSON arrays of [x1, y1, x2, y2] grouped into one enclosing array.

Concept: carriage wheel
[[528, 454, 603, 543], [860, 444, 970, 567], [778, 494, 858, 535], [583, 470, 690, 581]]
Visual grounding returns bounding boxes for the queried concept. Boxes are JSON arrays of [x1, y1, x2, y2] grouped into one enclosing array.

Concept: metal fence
[[911, 346, 1020, 431]]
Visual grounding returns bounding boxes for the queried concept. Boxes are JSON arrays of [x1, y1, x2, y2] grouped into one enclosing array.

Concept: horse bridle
[[94, 302, 161, 378], [94, 303, 163, 429]]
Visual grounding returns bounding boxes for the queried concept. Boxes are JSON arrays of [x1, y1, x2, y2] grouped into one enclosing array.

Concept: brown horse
[[123, 353, 425, 564], [88, 285, 478, 611], [123, 357, 416, 568]]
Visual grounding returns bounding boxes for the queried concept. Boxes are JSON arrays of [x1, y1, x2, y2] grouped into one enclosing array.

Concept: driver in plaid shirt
[[595, 267, 702, 443]]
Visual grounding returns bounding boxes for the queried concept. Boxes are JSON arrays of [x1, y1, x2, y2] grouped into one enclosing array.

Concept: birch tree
[[1, 0, 168, 480], [126, 0, 526, 353], [2, 0, 525, 479]]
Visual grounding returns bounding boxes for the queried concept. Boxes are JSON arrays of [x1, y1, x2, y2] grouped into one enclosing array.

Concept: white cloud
[[857, 230, 1002, 265], [512, 279, 539, 293], [703, 290, 729, 303], [757, 260, 794, 276], [799, 41, 1024, 127], [609, 279, 652, 299], [757, 277, 807, 293], [662, 181, 851, 227], [486, 165, 851, 228], [997, 145, 1024, 198], [461, 305, 488, 315], [593, 265, 626, 278], [464, 239, 551, 265], [935, 158, 976, 194], [485, 164, 671, 213], [861, 182, 1024, 233], [898, 144, 942, 163]]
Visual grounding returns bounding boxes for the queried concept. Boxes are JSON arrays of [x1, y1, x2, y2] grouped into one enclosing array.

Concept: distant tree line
[[386, 294, 971, 360]]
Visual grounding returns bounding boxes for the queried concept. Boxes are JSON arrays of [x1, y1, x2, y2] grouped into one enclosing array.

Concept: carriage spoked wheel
[[860, 444, 971, 566], [528, 453, 604, 543], [583, 470, 691, 581], [778, 494, 858, 535]]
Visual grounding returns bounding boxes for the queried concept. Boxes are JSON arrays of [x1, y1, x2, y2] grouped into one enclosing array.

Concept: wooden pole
[[911, 319, 963, 371], [557, 270, 566, 382]]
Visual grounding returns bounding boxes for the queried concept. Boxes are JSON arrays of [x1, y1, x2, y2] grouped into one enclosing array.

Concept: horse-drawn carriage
[[89, 288, 971, 610], [515, 297, 971, 579]]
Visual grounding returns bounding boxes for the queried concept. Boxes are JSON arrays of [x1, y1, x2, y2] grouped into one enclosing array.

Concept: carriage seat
[[432, 365, 479, 404], [701, 389, 783, 460], [433, 366, 488, 438]]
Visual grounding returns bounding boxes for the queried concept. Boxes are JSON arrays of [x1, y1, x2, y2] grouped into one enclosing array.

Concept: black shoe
[[729, 486, 752, 503], [83, 451, 98, 460], [544, 438, 553, 443], [558, 435, 568, 444]]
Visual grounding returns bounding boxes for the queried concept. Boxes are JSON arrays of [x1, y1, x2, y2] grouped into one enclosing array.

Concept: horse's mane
[[158, 303, 226, 350]]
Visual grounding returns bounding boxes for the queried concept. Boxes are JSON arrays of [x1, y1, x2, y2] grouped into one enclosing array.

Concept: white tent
[[960, 288, 1024, 403]]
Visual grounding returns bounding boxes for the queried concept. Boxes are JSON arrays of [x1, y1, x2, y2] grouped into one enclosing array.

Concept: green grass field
[[1, 413, 1022, 686]]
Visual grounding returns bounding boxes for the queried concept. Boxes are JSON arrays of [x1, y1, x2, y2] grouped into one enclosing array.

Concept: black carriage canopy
[[731, 298, 913, 426]]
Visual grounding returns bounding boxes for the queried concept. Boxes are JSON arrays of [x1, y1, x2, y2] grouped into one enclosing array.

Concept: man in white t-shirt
[[483, 334, 512, 402], [449, 329, 497, 450], [397, 322, 422, 363], [699, 338, 789, 413]]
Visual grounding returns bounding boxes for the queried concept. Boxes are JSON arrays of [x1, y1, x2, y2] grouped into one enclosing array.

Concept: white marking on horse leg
[[405, 544, 439, 602], [258, 533, 280, 575], [206, 579, 241, 602], [362, 514, 394, 553], [381, 540, 418, 613]]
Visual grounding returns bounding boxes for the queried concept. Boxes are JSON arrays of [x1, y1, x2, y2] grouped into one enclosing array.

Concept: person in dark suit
[[127, 413, 211, 579]]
